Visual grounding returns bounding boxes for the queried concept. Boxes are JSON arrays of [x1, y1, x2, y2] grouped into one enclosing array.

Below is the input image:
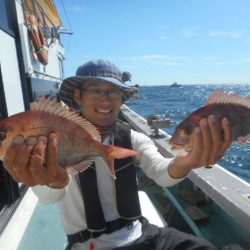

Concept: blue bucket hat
[[59, 59, 135, 108]]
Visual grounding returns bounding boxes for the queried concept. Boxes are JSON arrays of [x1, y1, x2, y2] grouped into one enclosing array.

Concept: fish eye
[[0, 130, 6, 141], [181, 126, 192, 135]]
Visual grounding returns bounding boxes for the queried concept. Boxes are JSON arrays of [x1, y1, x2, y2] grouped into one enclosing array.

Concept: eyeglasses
[[81, 87, 123, 99]]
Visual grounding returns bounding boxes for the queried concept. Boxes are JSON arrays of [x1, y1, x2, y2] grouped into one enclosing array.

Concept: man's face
[[74, 81, 122, 126]]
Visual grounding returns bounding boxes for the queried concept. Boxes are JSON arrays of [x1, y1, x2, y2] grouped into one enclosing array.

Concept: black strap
[[78, 120, 141, 232], [66, 218, 135, 249], [114, 121, 141, 218], [79, 164, 106, 231]]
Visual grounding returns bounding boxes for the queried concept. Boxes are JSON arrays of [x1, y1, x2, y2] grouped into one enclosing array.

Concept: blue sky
[[55, 0, 250, 86]]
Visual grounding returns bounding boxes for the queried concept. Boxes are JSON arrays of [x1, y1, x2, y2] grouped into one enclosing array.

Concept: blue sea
[[126, 84, 250, 183]]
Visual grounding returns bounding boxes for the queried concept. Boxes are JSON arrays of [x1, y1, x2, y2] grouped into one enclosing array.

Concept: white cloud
[[68, 5, 86, 13], [159, 33, 167, 40], [157, 26, 168, 40], [181, 26, 200, 38], [208, 31, 244, 39], [244, 39, 250, 45], [129, 54, 192, 66], [141, 54, 167, 60], [203, 56, 220, 62], [221, 58, 250, 65], [203, 56, 250, 65]]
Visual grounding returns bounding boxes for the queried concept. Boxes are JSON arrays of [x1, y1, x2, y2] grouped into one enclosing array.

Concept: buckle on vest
[[79, 230, 87, 241], [126, 221, 133, 230], [107, 219, 120, 232]]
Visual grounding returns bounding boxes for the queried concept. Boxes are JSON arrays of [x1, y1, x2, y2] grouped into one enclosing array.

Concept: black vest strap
[[78, 120, 141, 231], [114, 122, 141, 218], [78, 164, 106, 231], [66, 218, 134, 249]]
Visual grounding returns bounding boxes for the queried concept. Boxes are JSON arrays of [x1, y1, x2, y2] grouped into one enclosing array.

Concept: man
[[3, 59, 232, 250]]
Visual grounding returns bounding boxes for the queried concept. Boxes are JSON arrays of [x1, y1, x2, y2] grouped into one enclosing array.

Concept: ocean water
[[126, 84, 250, 183]]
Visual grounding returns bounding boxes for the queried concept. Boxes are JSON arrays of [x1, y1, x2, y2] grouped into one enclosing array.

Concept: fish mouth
[[169, 142, 183, 150], [0, 153, 3, 161]]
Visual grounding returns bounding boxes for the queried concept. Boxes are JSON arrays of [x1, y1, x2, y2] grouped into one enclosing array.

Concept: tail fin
[[104, 145, 141, 179]]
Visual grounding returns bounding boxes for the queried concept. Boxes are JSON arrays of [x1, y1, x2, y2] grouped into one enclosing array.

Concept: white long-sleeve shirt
[[32, 129, 183, 250]]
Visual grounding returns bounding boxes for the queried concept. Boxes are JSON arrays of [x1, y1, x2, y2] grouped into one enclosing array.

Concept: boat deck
[[0, 190, 166, 250], [0, 190, 65, 250]]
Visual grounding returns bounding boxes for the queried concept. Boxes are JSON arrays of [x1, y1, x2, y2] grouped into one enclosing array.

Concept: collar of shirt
[[103, 134, 114, 145]]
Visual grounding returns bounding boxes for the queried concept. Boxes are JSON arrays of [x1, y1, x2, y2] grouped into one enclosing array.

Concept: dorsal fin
[[31, 96, 101, 142], [206, 91, 250, 108]]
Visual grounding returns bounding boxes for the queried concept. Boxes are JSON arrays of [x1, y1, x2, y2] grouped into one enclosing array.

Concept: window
[[0, 66, 21, 234], [0, 0, 13, 33], [58, 53, 64, 79]]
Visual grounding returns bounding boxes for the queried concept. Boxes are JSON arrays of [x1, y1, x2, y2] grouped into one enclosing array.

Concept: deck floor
[[18, 202, 66, 250]]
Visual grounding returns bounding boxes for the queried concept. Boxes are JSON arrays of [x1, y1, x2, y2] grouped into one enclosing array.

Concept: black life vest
[[78, 121, 141, 231]]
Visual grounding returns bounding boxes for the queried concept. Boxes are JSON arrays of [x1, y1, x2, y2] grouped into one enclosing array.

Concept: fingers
[[189, 117, 214, 167], [29, 134, 66, 186], [3, 133, 67, 188], [188, 115, 231, 169], [14, 137, 37, 186], [207, 115, 222, 163], [200, 115, 225, 165], [29, 136, 47, 184], [47, 133, 59, 181], [207, 116, 232, 164], [46, 133, 69, 188], [199, 118, 212, 164], [3, 136, 25, 183], [220, 117, 233, 155], [188, 127, 202, 164]]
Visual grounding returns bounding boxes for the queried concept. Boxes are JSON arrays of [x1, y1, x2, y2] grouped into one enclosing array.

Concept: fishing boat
[[170, 82, 181, 87], [0, 1, 249, 250]]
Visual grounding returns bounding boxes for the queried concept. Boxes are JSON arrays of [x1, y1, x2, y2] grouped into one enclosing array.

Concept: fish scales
[[0, 97, 140, 177], [23, 111, 104, 166], [0, 110, 98, 164], [169, 91, 250, 148]]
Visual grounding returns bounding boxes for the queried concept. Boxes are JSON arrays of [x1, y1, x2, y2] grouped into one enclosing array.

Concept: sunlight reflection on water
[[127, 84, 250, 183]]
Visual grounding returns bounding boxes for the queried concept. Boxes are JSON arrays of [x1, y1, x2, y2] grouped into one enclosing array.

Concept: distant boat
[[170, 82, 181, 87]]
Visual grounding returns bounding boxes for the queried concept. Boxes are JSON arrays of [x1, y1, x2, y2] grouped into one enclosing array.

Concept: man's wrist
[[48, 174, 70, 189], [168, 160, 190, 179]]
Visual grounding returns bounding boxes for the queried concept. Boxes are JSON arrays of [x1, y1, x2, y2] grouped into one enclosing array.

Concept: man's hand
[[168, 115, 233, 178], [3, 133, 69, 189]]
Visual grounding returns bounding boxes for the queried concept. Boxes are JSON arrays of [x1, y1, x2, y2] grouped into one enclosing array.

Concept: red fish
[[0, 97, 140, 178], [169, 91, 250, 149]]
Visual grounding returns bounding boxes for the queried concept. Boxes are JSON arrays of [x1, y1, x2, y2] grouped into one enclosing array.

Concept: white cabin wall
[[46, 39, 64, 78], [0, 29, 25, 115], [15, 0, 32, 75]]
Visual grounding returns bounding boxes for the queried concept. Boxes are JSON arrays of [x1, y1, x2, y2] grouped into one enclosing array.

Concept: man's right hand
[[3, 133, 70, 189]]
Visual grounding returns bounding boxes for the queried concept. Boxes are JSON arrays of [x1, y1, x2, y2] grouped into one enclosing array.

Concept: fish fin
[[30, 96, 101, 142], [206, 91, 250, 108], [30, 102, 38, 110], [66, 160, 94, 174], [104, 145, 141, 178], [237, 136, 250, 144]]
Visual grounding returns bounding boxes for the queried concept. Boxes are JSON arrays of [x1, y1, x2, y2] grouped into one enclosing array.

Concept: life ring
[[27, 15, 48, 65]]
